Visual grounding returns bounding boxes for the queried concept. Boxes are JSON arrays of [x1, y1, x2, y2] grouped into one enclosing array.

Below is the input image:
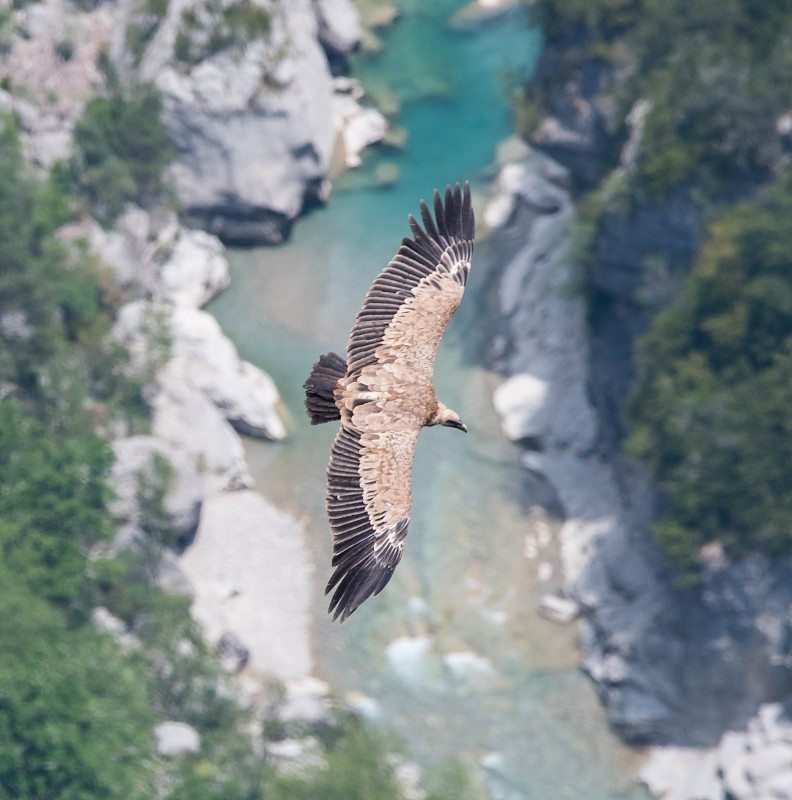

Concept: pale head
[[430, 402, 468, 433]]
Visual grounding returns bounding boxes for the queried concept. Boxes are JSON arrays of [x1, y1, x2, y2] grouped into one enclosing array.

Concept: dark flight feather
[[304, 182, 475, 621]]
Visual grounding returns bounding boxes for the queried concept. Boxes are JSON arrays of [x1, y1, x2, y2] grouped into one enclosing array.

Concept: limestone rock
[[486, 153, 598, 457], [151, 359, 253, 492], [60, 206, 230, 308], [493, 372, 597, 453], [450, 0, 524, 31], [154, 721, 201, 757], [538, 594, 580, 624], [155, 549, 195, 596], [179, 490, 313, 682], [313, 0, 363, 56], [136, 0, 351, 243], [640, 746, 721, 800], [0, 310, 33, 341], [640, 703, 792, 800], [114, 300, 286, 442], [0, 0, 114, 167], [109, 434, 204, 545], [167, 305, 287, 441], [487, 148, 792, 755], [91, 606, 141, 651], [483, 156, 568, 229], [332, 77, 387, 168], [266, 737, 325, 775], [154, 227, 230, 308], [526, 42, 617, 187], [217, 630, 250, 674], [278, 676, 331, 725]]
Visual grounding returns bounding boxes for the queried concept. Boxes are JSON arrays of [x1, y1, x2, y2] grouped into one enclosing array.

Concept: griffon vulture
[[304, 182, 475, 621]]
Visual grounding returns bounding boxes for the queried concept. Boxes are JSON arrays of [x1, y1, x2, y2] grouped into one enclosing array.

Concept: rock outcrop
[[108, 288, 286, 544], [642, 701, 792, 800], [109, 434, 206, 548], [179, 490, 314, 682], [3, 0, 382, 245], [0, 0, 114, 167], [114, 300, 286, 442], [154, 721, 202, 757], [127, 0, 374, 243], [60, 198, 289, 549], [59, 204, 231, 307], [485, 146, 792, 756]]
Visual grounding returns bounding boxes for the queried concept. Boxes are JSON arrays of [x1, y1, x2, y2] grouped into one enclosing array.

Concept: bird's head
[[433, 403, 467, 433]]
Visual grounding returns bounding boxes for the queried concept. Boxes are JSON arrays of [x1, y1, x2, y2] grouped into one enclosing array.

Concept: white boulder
[[537, 594, 580, 624], [61, 206, 230, 308], [168, 305, 287, 441], [179, 490, 314, 682], [154, 227, 230, 308], [138, 0, 350, 242], [313, 0, 363, 54], [114, 300, 286, 442], [493, 371, 597, 453], [154, 721, 201, 757], [333, 78, 387, 168], [109, 435, 205, 541], [151, 359, 253, 492], [278, 676, 332, 725]]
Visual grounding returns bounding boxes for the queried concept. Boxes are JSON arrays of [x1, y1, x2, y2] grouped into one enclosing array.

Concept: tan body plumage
[[303, 182, 475, 621]]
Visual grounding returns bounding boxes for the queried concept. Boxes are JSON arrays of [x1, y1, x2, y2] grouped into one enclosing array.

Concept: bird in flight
[[303, 182, 475, 621]]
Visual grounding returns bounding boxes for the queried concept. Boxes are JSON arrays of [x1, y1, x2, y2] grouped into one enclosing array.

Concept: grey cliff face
[[485, 137, 792, 750], [133, 0, 362, 243]]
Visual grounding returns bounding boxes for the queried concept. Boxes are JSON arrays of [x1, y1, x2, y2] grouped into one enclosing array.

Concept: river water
[[207, 2, 648, 797]]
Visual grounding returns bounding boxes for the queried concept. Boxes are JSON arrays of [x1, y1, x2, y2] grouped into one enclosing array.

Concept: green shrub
[[269, 717, 405, 800], [0, 581, 156, 800], [176, 0, 272, 65], [0, 399, 114, 603], [72, 87, 173, 223], [529, 0, 792, 197], [627, 168, 792, 575]]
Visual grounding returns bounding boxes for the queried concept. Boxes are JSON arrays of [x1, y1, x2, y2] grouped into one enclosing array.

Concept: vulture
[[303, 181, 475, 622]]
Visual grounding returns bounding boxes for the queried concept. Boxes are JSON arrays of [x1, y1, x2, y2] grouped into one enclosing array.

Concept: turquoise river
[[208, 2, 650, 798]]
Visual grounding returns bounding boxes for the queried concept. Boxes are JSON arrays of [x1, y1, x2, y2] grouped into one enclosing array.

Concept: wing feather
[[325, 426, 418, 621], [345, 181, 475, 379], [322, 182, 476, 621]]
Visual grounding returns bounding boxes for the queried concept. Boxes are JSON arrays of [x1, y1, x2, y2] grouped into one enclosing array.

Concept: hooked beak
[[453, 420, 468, 433]]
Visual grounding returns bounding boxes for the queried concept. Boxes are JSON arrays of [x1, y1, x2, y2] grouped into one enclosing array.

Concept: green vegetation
[[627, 169, 792, 576], [526, 0, 792, 576], [175, 0, 272, 67], [529, 0, 792, 196], [0, 401, 113, 604], [529, 0, 640, 41], [0, 582, 157, 800], [0, 105, 475, 800], [126, 0, 170, 63], [0, 112, 156, 795], [72, 86, 173, 224], [0, 115, 141, 420]]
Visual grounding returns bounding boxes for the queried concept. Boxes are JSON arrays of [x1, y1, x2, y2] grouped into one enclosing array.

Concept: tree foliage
[[0, 400, 113, 604], [627, 169, 792, 574], [529, 0, 792, 195], [0, 115, 149, 425], [72, 86, 173, 223], [0, 581, 156, 800], [268, 719, 406, 800]]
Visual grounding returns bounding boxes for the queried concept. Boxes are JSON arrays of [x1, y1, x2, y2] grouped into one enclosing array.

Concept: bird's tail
[[303, 351, 346, 424]]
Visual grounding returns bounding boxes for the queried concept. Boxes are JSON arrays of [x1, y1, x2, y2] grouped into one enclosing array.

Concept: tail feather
[[303, 351, 346, 424]]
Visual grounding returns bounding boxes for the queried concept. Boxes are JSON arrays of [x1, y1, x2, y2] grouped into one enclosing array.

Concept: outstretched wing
[[325, 425, 419, 621], [345, 181, 475, 386], [325, 182, 476, 622]]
